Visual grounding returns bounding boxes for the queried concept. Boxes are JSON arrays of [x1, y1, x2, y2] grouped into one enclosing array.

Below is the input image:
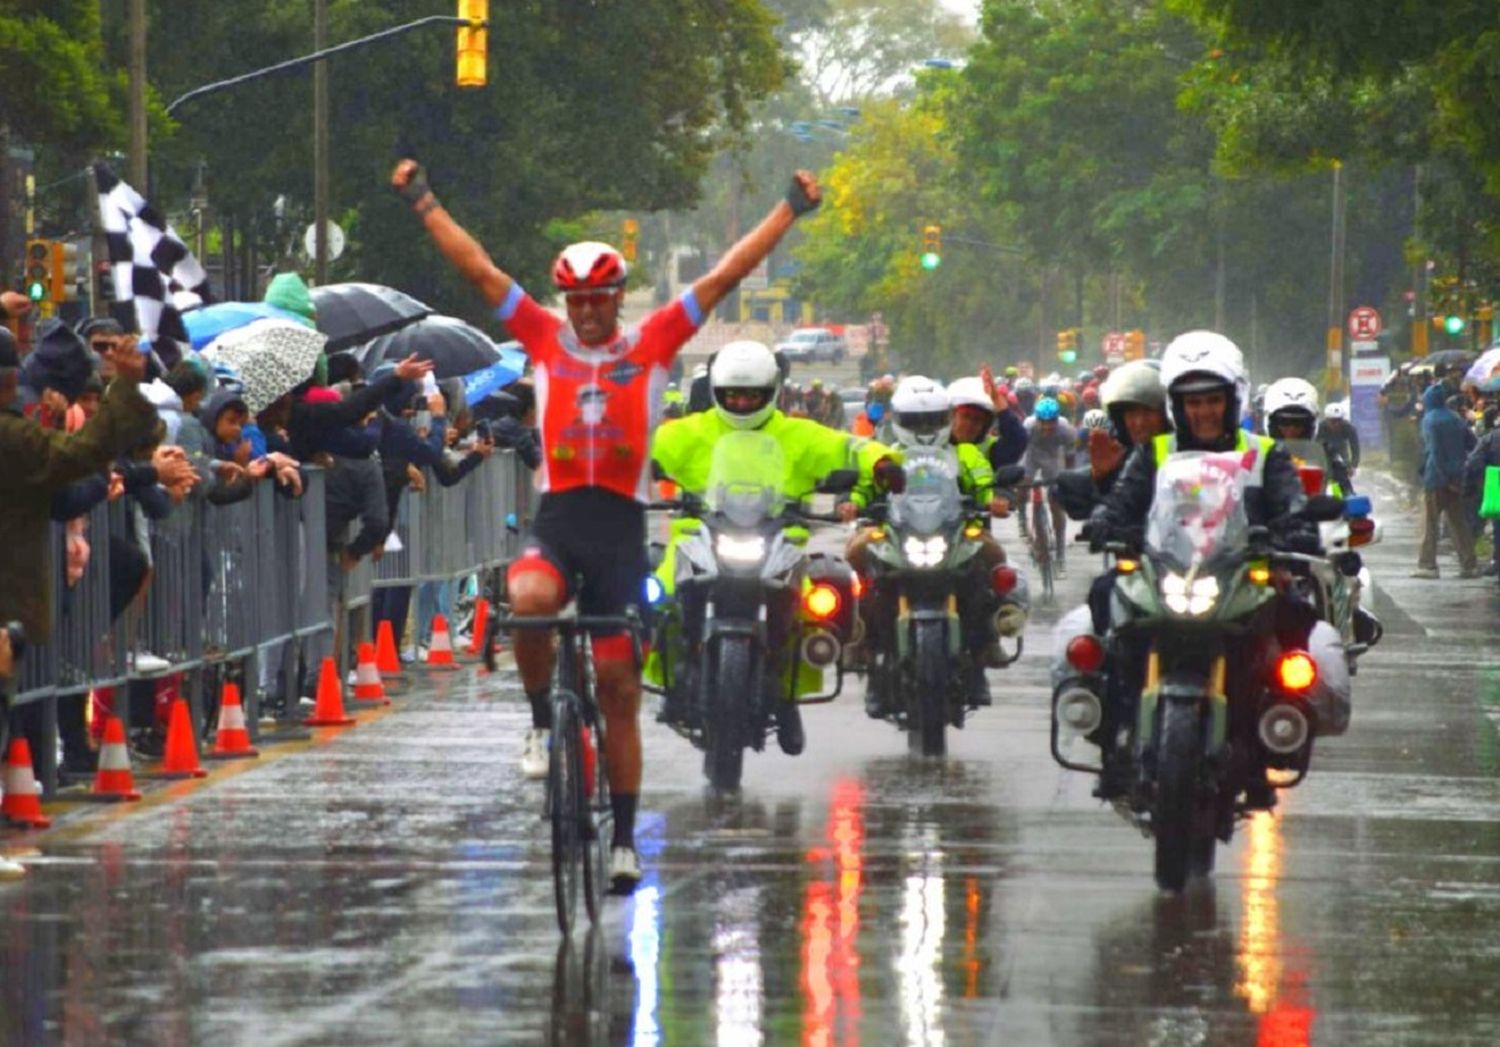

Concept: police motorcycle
[[856, 449, 1029, 756], [642, 430, 860, 792], [1281, 439, 1383, 670], [1050, 450, 1350, 892]]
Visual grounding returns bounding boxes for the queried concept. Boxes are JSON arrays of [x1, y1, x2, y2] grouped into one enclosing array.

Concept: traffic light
[[94, 260, 115, 313], [1125, 329, 1145, 360], [50, 241, 85, 304], [621, 218, 640, 264], [920, 224, 941, 270], [1444, 313, 1466, 336], [1056, 327, 1078, 364], [456, 0, 488, 88], [24, 239, 51, 302]]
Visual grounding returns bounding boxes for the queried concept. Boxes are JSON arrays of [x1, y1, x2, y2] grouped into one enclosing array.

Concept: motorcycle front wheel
[[703, 636, 752, 792], [1153, 700, 1215, 892], [909, 619, 948, 758]]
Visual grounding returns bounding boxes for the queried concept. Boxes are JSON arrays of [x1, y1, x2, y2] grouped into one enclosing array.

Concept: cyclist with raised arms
[[393, 158, 822, 894]]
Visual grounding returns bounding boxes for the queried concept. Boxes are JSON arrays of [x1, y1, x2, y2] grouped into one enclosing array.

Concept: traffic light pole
[[163, 16, 481, 117]]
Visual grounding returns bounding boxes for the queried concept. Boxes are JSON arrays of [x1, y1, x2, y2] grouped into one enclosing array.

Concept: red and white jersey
[[498, 285, 702, 502]]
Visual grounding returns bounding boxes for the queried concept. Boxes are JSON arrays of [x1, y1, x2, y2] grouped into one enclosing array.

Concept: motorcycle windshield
[[705, 430, 788, 528], [1281, 438, 1329, 470], [1146, 451, 1251, 572], [890, 446, 963, 535]]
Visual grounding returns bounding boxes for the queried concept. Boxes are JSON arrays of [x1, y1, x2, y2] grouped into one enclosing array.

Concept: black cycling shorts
[[508, 487, 647, 629]]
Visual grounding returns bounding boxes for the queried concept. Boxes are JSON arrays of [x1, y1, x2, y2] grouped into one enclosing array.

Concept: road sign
[[1349, 355, 1390, 451], [1347, 306, 1382, 342], [1102, 331, 1127, 364]]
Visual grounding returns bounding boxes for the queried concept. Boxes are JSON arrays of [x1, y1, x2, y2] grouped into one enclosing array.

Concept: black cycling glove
[[786, 176, 820, 218], [396, 163, 439, 213]]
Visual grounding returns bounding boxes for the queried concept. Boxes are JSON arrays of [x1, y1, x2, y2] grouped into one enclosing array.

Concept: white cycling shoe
[[520, 729, 550, 781], [609, 845, 642, 895]]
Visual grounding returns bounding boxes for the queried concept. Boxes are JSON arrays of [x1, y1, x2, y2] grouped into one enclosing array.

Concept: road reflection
[[899, 829, 946, 1046], [1236, 812, 1315, 1047], [801, 777, 866, 1047]]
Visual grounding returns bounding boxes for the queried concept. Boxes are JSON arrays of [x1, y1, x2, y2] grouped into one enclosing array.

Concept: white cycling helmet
[[946, 376, 995, 415], [1160, 330, 1247, 437], [891, 375, 951, 447], [710, 340, 782, 430], [1264, 377, 1320, 435], [1323, 401, 1348, 422]]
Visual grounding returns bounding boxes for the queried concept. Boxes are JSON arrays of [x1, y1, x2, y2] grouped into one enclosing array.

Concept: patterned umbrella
[[1464, 346, 1500, 386], [310, 282, 433, 352], [200, 319, 326, 414]]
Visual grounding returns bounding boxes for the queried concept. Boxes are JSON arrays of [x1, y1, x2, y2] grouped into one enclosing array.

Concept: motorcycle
[[857, 449, 1028, 756], [1281, 439, 1383, 669], [1050, 450, 1350, 892], [642, 430, 859, 792]]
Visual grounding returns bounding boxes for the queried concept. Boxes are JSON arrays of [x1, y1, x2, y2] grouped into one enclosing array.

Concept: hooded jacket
[[1420, 383, 1472, 490], [0, 375, 158, 641], [22, 320, 95, 403]]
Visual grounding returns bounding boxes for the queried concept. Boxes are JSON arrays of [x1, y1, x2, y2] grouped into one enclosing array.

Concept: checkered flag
[[94, 162, 214, 369]]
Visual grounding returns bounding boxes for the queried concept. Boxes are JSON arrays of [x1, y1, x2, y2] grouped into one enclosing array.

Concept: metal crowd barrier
[[5, 455, 530, 798]]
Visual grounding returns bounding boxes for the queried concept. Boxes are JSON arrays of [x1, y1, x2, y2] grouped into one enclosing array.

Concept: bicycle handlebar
[[493, 612, 642, 633]]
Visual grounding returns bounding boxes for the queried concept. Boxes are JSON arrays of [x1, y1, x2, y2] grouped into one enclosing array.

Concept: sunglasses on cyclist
[[564, 290, 620, 307]]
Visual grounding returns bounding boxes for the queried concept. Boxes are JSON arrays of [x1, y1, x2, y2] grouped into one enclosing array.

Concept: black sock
[[611, 792, 638, 848], [526, 688, 552, 730]]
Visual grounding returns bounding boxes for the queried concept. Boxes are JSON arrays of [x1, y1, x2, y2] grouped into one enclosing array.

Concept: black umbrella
[[311, 282, 433, 351], [348, 314, 502, 378], [1422, 349, 1477, 370]]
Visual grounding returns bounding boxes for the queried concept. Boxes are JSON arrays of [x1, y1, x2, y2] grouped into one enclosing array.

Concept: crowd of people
[[0, 280, 539, 880]]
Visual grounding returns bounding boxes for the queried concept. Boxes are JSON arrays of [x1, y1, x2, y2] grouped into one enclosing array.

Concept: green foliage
[[0, 1, 119, 147]]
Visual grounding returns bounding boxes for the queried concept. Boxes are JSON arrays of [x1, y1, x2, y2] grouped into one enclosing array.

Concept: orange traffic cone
[[466, 598, 491, 657], [208, 682, 260, 759], [2, 738, 52, 828], [425, 614, 457, 669], [87, 716, 142, 801], [151, 697, 208, 779], [304, 656, 357, 726], [375, 619, 404, 675], [352, 644, 390, 705]]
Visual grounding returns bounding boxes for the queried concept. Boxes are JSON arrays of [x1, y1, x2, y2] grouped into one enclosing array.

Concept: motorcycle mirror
[[816, 469, 859, 494], [993, 464, 1026, 487], [1298, 494, 1346, 523]]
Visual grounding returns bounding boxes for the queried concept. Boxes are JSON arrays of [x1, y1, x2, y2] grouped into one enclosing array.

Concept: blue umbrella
[[462, 341, 528, 403], [183, 301, 304, 350]]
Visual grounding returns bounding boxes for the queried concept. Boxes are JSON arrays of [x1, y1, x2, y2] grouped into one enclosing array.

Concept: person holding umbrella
[[393, 156, 822, 895]]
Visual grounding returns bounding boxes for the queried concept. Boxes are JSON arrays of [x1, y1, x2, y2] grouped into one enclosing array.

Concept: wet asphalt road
[[6, 472, 1500, 1045]]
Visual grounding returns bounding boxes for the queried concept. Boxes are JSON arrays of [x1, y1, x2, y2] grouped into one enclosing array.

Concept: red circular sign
[[1347, 306, 1382, 341]]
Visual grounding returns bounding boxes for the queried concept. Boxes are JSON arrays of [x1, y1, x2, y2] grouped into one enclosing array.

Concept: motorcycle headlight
[[1161, 572, 1218, 616], [715, 533, 767, 565], [902, 535, 949, 567]]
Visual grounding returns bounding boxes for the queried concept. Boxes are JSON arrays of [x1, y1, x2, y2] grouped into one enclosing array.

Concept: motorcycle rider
[[1089, 331, 1322, 804], [650, 340, 905, 754], [1020, 396, 1077, 576], [1319, 401, 1361, 491], [952, 372, 1028, 469], [846, 375, 1026, 711]]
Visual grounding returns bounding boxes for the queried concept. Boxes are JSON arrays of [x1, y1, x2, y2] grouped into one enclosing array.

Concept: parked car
[[838, 387, 865, 425], [775, 327, 847, 364]]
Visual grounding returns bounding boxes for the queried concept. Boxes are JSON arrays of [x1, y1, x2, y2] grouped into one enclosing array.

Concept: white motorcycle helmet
[[710, 340, 782, 430], [1264, 377, 1320, 437], [1323, 401, 1348, 422], [1099, 361, 1169, 445], [946, 376, 996, 416], [890, 375, 952, 447], [1159, 330, 1248, 439]]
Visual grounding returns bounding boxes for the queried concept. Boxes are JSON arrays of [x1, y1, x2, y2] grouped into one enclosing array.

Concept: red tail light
[[991, 565, 1018, 596], [804, 583, 841, 620], [1297, 465, 1325, 496], [1065, 635, 1105, 673], [1276, 651, 1317, 692], [1349, 517, 1375, 547]]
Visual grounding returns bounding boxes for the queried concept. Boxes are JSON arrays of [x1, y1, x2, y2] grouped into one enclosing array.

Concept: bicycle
[[494, 600, 642, 936], [1008, 481, 1054, 601]]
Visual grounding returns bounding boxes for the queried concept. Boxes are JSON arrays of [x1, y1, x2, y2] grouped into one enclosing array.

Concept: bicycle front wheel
[[1032, 496, 1054, 599], [580, 714, 611, 924], [550, 697, 584, 935]]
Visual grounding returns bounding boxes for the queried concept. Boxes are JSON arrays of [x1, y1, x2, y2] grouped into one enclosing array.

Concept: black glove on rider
[[786, 175, 820, 218], [874, 458, 906, 495], [396, 162, 439, 214]]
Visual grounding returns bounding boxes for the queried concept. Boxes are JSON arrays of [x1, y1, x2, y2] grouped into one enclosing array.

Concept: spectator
[[1413, 382, 1479, 579]]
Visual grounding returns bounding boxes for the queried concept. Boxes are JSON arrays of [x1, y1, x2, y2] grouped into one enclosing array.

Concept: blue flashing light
[[1343, 495, 1372, 518], [643, 576, 666, 605]]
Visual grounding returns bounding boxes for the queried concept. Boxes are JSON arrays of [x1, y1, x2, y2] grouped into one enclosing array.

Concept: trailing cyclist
[[1020, 395, 1077, 577], [394, 157, 823, 892]]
